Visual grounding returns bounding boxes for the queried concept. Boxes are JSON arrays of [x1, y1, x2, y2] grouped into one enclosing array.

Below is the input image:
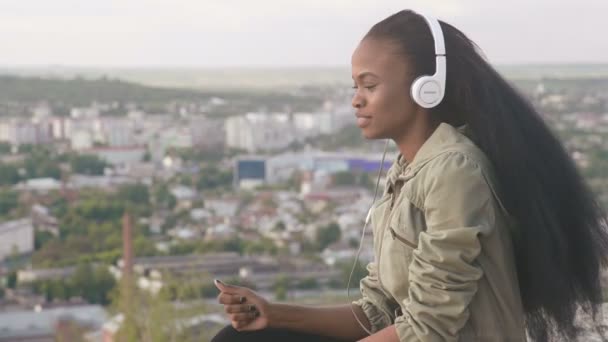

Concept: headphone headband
[[410, 13, 446, 109]]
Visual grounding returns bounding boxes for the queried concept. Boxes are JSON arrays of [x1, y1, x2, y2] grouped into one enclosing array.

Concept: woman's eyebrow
[[352, 71, 380, 80]]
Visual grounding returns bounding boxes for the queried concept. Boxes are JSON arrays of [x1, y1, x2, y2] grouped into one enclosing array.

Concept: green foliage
[[113, 272, 210, 342], [142, 150, 151, 162], [34, 230, 55, 250], [69, 198, 125, 223], [0, 163, 20, 185], [196, 165, 233, 191], [117, 183, 150, 205], [316, 222, 341, 251], [243, 237, 279, 256], [295, 277, 319, 290], [75, 264, 116, 304], [158, 273, 216, 301], [30, 264, 116, 305], [69, 154, 107, 175], [7, 271, 17, 289], [133, 236, 158, 257], [32, 190, 158, 267], [153, 183, 177, 211], [18, 144, 35, 154], [273, 275, 290, 301], [337, 258, 367, 288], [0, 142, 11, 154], [0, 190, 19, 216], [16, 145, 62, 179]]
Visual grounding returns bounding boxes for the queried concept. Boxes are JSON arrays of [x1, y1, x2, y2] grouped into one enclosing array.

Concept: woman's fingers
[[224, 304, 257, 314], [230, 311, 259, 322], [217, 293, 247, 305], [214, 279, 245, 294]]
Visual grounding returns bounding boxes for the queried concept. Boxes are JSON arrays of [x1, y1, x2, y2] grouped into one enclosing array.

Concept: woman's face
[[351, 38, 420, 141]]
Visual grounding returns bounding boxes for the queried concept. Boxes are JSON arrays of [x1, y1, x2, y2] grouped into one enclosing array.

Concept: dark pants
[[211, 325, 351, 342]]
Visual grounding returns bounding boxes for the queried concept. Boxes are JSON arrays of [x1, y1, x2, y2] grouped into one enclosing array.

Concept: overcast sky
[[0, 0, 605, 67]]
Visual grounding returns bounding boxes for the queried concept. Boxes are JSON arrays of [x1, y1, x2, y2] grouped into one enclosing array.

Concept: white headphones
[[410, 14, 446, 109]]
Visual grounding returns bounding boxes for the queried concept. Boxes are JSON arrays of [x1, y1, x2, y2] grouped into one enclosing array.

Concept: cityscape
[[0, 65, 606, 341]]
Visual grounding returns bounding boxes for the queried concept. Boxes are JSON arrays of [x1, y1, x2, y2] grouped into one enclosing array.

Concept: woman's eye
[[365, 85, 377, 90]]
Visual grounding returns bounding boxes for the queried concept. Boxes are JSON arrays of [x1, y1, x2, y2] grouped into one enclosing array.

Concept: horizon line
[[1, 62, 608, 70]]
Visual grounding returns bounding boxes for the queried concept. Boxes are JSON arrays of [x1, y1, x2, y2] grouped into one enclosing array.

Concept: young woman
[[212, 10, 608, 342]]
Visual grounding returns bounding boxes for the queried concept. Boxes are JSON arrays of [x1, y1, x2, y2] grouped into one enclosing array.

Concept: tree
[[0, 163, 19, 185], [0, 190, 18, 216], [69, 154, 107, 175], [338, 259, 367, 288], [117, 183, 150, 205], [6, 271, 17, 289], [316, 222, 341, 251], [153, 183, 177, 210], [18, 144, 34, 154], [244, 237, 278, 256], [34, 231, 55, 250], [142, 150, 151, 162], [296, 277, 319, 290], [0, 142, 11, 154], [30, 264, 118, 305], [22, 150, 61, 179], [134, 236, 158, 257], [273, 275, 290, 301], [113, 272, 210, 342], [196, 166, 233, 191], [273, 221, 286, 232]]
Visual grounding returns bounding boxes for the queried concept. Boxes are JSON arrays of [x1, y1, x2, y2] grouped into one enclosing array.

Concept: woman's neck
[[395, 120, 440, 164]]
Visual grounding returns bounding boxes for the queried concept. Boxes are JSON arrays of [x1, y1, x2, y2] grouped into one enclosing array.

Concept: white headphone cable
[[347, 139, 390, 336]]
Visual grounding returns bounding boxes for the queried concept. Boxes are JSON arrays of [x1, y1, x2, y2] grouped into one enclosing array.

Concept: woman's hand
[[214, 279, 271, 331]]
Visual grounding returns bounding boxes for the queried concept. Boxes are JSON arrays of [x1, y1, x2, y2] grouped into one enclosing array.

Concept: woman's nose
[[352, 93, 364, 109]]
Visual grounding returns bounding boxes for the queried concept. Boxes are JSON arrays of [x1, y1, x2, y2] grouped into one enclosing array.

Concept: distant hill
[[0, 75, 324, 114], [0, 75, 211, 104], [0, 65, 606, 115], [2, 64, 608, 91]]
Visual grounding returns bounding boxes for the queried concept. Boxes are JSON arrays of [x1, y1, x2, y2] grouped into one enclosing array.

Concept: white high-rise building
[[71, 130, 94, 150], [225, 113, 294, 152], [293, 112, 320, 140], [101, 118, 134, 147], [189, 116, 225, 149], [0, 118, 52, 145]]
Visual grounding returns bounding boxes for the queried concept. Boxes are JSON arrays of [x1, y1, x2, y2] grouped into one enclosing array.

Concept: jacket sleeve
[[395, 152, 496, 342], [352, 261, 394, 333]]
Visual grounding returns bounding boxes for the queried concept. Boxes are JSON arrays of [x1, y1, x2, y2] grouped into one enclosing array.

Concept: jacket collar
[[386, 123, 472, 194]]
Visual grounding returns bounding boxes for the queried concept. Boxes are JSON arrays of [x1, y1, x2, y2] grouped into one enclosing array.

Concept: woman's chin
[[360, 127, 383, 140], [361, 126, 384, 140]]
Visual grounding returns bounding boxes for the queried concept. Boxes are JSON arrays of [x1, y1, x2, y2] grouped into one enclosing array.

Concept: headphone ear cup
[[410, 76, 442, 108], [410, 75, 425, 107]]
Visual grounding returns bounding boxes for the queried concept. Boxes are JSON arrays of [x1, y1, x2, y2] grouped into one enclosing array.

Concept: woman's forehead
[[351, 38, 409, 79]]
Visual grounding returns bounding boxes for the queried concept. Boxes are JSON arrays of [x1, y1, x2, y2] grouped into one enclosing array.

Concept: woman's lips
[[356, 116, 372, 128]]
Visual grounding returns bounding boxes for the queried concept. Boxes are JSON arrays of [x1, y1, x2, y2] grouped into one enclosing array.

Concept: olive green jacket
[[352, 123, 527, 341]]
